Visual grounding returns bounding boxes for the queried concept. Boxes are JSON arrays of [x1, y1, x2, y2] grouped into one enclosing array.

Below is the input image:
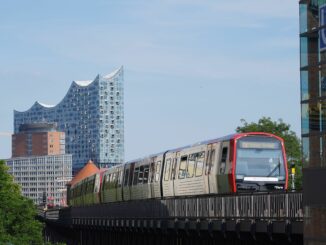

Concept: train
[[68, 132, 288, 207]]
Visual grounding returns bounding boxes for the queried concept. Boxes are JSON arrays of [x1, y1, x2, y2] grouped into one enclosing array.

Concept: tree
[[0, 160, 43, 244], [236, 117, 302, 189]]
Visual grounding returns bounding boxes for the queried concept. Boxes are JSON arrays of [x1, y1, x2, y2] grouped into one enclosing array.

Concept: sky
[[0, 0, 300, 161]]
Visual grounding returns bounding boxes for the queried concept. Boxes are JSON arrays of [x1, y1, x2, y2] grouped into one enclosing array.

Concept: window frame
[[164, 159, 171, 181], [195, 151, 205, 177], [178, 155, 188, 179]]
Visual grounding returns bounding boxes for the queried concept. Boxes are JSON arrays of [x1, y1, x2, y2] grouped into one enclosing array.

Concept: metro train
[[68, 132, 288, 207]]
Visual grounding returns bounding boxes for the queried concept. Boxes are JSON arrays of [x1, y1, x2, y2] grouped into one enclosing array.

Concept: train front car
[[233, 133, 288, 192]]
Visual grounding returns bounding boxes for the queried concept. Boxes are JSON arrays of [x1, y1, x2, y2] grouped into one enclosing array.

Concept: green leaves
[[236, 117, 302, 189], [0, 160, 43, 245]]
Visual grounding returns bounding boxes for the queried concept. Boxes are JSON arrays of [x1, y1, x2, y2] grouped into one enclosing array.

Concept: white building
[[6, 154, 72, 206]]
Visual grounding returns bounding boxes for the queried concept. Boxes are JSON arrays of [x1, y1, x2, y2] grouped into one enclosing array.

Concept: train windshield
[[235, 136, 285, 179]]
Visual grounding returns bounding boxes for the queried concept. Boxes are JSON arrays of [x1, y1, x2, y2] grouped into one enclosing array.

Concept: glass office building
[[6, 154, 72, 206], [300, 1, 326, 243], [14, 67, 124, 171]]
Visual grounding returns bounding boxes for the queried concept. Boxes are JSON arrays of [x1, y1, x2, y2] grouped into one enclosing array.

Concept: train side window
[[129, 164, 135, 186], [88, 180, 91, 193], [178, 155, 188, 179], [123, 169, 129, 186], [87, 181, 90, 193], [107, 174, 111, 184], [88, 179, 92, 192], [150, 162, 155, 183], [118, 170, 123, 187], [104, 175, 109, 189], [195, 151, 205, 177], [115, 171, 119, 187], [133, 167, 139, 185], [116, 171, 120, 186], [94, 175, 100, 193], [187, 155, 195, 178], [101, 176, 106, 191], [155, 161, 161, 182], [171, 158, 177, 180], [205, 150, 211, 175], [111, 172, 116, 185], [138, 166, 144, 184], [92, 178, 96, 192], [205, 150, 215, 175], [164, 159, 171, 181], [83, 181, 87, 194], [220, 147, 228, 174], [143, 165, 149, 183]]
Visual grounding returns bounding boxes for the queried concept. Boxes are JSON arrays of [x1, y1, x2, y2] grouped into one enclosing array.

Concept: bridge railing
[[60, 191, 302, 221], [159, 192, 303, 220]]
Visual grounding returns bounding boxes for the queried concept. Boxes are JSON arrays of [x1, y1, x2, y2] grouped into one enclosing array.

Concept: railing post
[[286, 193, 289, 218], [236, 195, 239, 218], [222, 196, 225, 218], [268, 194, 271, 219], [251, 195, 254, 218]]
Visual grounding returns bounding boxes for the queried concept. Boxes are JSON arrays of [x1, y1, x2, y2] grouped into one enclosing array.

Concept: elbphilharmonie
[[14, 67, 124, 171]]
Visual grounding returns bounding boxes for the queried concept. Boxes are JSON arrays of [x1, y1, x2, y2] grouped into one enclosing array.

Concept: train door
[[162, 152, 176, 197], [123, 163, 134, 201], [170, 152, 178, 197], [207, 143, 219, 194], [94, 173, 100, 204], [217, 141, 231, 193], [155, 156, 163, 198], [143, 162, 150, 199], [116, 167, 123, 201], [149, 158, 155, 198], [204, 144, 213, 194]]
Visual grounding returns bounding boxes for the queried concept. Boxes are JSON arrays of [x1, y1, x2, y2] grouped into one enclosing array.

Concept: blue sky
[[0, 0, 299, 161]]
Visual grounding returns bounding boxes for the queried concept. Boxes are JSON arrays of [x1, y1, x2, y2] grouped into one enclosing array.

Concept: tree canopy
[[236, 117, 302, 189], [0, 160, 43, 244]]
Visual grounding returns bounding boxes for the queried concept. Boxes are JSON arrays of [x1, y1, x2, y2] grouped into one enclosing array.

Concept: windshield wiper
[[267, 160, 281, 177]]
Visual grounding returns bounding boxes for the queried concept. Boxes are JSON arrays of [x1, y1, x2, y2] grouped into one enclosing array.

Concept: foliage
[[0, 160, 43, 245], [236, 117, 302, 189]]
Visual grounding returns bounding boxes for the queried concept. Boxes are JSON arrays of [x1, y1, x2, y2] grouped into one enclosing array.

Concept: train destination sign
[[239, 141, 279, 149]]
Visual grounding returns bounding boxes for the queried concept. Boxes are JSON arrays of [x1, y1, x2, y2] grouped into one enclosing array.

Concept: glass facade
[[300, 4, 308, 34], [5, 154, 72, 205], [14, 67, 124, 170], [300, 37, 309, 67], [300, 1, 326, 243], [301, 71, 309, 100]]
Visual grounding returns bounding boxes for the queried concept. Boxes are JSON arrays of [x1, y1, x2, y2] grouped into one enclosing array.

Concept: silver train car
[[68, 132, 288, 206]]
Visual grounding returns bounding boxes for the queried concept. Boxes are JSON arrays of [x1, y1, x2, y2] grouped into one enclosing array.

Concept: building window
[[300, 4, 308, 34], [302, 103, 309, 135], [300, 37, 308, 67], [301, 71, 309, 101]]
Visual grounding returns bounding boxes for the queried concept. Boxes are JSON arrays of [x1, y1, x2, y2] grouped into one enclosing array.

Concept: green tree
[[236, 117, 302, 189], [0, 160, 43, 244]]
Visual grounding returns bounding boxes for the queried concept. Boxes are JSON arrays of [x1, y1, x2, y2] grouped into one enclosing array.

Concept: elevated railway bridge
[[40, 191, 303, 245]]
